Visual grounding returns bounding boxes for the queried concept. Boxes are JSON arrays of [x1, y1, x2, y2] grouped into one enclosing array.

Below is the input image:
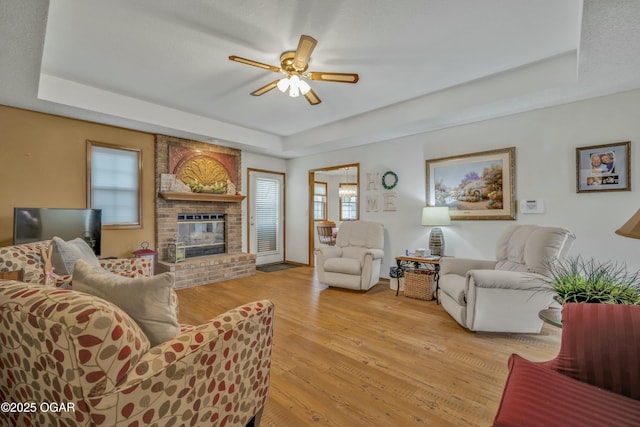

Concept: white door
[[249, 171, 284, 266]]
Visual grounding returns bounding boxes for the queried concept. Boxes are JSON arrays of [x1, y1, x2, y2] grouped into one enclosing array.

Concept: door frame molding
[[247, 168, 286, 261], [308, 163, 359, 267]]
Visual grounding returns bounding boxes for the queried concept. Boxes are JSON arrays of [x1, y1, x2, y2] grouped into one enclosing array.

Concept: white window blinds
[[255, 177, 280, 254], [89, 144, 141, 226]]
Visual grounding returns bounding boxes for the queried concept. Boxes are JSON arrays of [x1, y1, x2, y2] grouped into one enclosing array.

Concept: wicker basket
[[404, 268, 436, 300]]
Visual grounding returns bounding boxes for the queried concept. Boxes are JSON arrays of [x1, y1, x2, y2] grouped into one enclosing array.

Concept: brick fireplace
[[154, 135, 255, 289]]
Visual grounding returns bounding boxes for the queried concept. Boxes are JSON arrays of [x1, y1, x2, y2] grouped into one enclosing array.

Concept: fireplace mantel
[[159, 192, 246, 203]]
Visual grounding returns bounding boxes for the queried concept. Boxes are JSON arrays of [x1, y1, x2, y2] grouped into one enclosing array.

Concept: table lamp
[[422, 206, 451, 257], [615, 209, 640, 239]]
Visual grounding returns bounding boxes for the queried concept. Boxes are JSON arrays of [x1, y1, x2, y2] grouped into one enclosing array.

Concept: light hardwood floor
[[176, 266, 561, 427]]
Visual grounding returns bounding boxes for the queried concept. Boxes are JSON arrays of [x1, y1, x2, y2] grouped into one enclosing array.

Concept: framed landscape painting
[[426, 147, 516, 220], [576, 141, 630, 193]]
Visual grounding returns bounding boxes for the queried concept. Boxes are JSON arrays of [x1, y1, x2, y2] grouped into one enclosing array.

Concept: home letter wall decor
[[365, 170, 399, 212], [366, 172, 379, 191], [366, 196, 379, 212], [383, 192, 397, 211]]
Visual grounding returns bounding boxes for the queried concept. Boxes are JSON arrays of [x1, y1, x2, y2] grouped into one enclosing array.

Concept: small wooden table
[[395, 255, 441, 300]]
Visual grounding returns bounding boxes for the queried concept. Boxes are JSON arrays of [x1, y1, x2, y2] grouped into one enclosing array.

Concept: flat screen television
[[13, 208, 102, 256]]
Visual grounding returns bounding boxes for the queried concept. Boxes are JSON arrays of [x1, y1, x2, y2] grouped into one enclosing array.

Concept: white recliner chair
[[315, 220, 385, 290], [438, 224, 575, 333]]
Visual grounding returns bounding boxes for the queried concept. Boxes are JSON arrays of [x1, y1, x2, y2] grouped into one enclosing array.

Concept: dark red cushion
[[493, 354, 640, 427]]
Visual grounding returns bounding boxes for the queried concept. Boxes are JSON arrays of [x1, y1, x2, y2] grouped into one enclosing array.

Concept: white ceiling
[[2, 0, 640, 158]]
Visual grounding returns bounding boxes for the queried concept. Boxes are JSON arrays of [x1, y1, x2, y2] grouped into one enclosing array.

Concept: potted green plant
[[545, 256, 640, 305]]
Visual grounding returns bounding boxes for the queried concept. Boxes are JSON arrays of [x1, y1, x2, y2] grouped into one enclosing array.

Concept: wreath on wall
[[382, 171, 398, 190]]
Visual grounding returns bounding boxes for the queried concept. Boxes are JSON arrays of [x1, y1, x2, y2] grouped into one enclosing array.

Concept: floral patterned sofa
[[0, 281, 274, 426], [0, 240, 152, 287]]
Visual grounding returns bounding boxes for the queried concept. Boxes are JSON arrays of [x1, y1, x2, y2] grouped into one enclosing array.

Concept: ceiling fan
[[229, 35, 359, 105]]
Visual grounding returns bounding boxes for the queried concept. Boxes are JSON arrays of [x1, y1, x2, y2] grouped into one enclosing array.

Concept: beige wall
[[0, 105, 156, 257]]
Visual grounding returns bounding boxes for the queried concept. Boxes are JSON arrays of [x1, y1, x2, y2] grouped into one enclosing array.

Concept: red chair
[[493, 303, 640, 427]]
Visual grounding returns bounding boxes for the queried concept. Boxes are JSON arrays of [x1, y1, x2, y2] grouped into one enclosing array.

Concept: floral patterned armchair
[[0, 282, 274, 426], [0, 240, 152, 287]]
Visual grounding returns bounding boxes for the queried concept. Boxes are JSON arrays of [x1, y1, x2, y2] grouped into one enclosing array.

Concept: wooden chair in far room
[[317, 221, 336, 246]]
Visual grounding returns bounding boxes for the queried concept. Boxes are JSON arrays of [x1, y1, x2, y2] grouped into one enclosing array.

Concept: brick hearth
[[155, 135, 255, 289]]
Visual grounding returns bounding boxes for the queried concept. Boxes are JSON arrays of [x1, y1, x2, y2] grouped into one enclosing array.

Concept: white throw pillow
[[72, 259, 180, 347], [50, 237, 100, 275]]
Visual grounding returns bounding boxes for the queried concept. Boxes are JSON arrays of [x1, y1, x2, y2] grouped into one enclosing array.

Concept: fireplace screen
[[170, 213, 225, 261]]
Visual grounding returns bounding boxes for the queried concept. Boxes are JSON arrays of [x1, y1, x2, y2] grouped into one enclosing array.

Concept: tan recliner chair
[[315, 220, 385, 290], [438, 224, 575, 333]]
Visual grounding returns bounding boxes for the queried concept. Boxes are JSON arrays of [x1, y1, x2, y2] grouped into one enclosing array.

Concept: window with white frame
[[313, 181, 327, 221], [87, 141, 142, 228], [339, 183, 359, 220]]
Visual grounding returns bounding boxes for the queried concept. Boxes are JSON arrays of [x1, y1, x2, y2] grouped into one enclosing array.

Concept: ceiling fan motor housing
[[280, 51, 307, 73]]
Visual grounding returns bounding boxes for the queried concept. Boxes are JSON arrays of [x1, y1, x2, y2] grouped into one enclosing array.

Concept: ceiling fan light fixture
[[277, 77, 290, 93], [285, 75, 303, 97], [299, 79, 311, 95]]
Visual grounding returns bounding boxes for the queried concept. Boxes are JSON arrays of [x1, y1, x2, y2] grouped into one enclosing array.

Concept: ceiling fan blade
[[307, 72, 359, 83], [251, 80, 279, 96], [304, 88, 321, 105], [229, 55, 281, 73], [292, 35, 317, 71]]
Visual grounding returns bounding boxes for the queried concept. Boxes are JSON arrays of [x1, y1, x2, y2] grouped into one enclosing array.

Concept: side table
[[538, 308, 562, 328], [395, 255, 441, 301]]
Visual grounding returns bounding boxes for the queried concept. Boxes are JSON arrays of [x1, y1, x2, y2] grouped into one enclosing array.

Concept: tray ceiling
[[2, 0, 640, 158]]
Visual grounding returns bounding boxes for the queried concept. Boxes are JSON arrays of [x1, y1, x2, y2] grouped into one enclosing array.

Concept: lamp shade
[[421, 206, 451, 226], [615, 209, 640, 239]]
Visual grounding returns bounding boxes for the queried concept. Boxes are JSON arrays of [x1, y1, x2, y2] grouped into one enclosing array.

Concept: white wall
[[285, 89, 640, 277]]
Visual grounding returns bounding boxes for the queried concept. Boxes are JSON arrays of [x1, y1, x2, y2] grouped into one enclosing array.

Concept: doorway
[[308, 163, 359, 266], [248, 169, 285, 266]]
